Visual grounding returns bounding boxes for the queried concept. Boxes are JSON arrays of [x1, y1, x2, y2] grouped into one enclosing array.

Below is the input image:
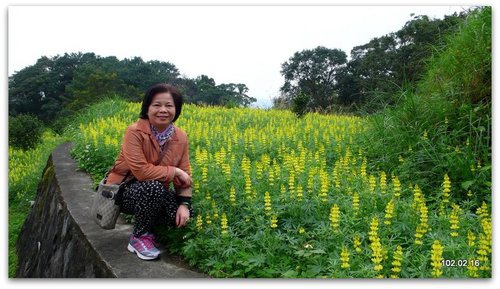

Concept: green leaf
[[461, 180, 475, 190], [310, 249, 326, 254], [282, 270, 298, 278]]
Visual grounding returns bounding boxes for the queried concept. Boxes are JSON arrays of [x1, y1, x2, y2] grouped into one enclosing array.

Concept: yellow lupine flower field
[[63, 101, 492, 277]]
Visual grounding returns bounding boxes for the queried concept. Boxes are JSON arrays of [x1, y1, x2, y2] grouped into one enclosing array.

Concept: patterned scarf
[[150, 124, 175, 148]]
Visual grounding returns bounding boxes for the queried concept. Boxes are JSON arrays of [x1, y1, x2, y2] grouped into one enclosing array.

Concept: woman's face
[[148, 92, 176, 131]]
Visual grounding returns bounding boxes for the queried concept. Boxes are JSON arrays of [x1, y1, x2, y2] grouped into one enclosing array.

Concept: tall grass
[[361, 6, 491, 207], [8, 131, 65, 277]]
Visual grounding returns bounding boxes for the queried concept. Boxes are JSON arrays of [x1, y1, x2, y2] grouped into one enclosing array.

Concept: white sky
[[8, 5, 470, 108]]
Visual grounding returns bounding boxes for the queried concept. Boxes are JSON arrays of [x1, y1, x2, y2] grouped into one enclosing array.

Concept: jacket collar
[[136, 118, 179, 141]]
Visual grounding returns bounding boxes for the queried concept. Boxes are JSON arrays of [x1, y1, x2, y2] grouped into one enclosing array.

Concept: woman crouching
[[106, 83, 193, 260]]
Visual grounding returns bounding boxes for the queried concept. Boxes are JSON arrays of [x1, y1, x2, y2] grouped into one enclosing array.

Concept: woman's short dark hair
[[140, 83, 183, 122]]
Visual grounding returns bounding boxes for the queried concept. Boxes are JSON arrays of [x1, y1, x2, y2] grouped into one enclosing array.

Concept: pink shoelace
[[141, 234, 156, 250]]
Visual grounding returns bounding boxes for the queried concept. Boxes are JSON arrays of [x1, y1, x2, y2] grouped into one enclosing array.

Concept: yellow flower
[[392, 176, 401, 198], [430, 240, 444, 278], [269, 169, 275, 187], [415, 198, 429, 245], [467, 230, 476, 247], [368, 217, 384, 274], [296, 184, 303, 201], [333, 162, 340, 188], [329, 204, 341, 232], [298, 227, 305, 234], [360, 157, 367, 178], [280, 184, 286, 196], [384, 199, 395, 225], [477, 233, 490, 271], [195, 215, 203, 231], [412, 184, 423, 208], [229, 186, 236, 205], [369, 217, 379, 242], [288, 170, 296, 198], [264, 191, 272, 215], [201, 166, 208, 184], [477, 215, 491, 271], [211, 200, 219, 220], [353, 234, 362, 253], [467, 258, 480, 278], [205, 214, 212, 225], [442, 174, 451, 204], [319, 169, 329, 202], [370, 238, 383, 273], [369, 175, 377, 193], [340, 246, 350, 269], [380, 171, 387, 193], [352, 193, 360, 216], [270, 214, 278, 229], [390, 245, 403, 278], [449, 203, 461, 237], [221, 213, 228, 235], [245, 176, 252, 200], [256, 162, 263, 180]]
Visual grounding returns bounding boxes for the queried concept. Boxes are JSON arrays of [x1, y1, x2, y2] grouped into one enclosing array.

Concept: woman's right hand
[[174, 168, 192, 188]]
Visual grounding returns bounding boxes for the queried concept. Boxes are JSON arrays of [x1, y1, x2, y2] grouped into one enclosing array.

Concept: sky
[[2, 1, 498, 289], [8, 5, 471, 108]]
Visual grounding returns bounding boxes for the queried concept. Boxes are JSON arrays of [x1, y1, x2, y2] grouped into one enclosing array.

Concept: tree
[[9, 52, 98, 122], [280, 46, 347, 113], [191, 75, 256, 107], [9, 52, 253, 127], [9, 114, 44, 150], [339, 12, 466, 112], [64, 64, 139, 111]]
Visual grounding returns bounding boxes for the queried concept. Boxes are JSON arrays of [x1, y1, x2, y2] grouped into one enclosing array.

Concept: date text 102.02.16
[[441, 259, 480, 267]]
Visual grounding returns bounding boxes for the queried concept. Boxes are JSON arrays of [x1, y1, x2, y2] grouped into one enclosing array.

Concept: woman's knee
[[136, 180, 168, 199]]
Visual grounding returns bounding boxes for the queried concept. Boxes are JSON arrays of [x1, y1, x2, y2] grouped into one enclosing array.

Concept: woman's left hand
[[176, 204, 190, 228]]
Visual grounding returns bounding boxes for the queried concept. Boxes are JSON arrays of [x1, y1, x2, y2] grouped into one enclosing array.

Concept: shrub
[[361, 7, 491, 206], [9, 114, 44, 150]]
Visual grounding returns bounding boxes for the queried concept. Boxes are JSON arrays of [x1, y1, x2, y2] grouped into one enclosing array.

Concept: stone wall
[[15, 142, 205, 278]]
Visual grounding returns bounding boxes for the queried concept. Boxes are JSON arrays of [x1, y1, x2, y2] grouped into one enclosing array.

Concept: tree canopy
[[275, 10, 468, 114], [279, 46, 347, 115], [9, 53, 255, 128]]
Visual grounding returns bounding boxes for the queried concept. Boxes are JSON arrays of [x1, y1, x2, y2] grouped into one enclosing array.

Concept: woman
[[106, 83, 193, 260]]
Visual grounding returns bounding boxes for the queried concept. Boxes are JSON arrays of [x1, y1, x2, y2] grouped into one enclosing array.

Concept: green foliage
[[279, 46, 347, 111], [8, 52, 255, 129], [65, 65, 141, 111], [341, 11, 467, 113], [65, 98, 137, 183], [9, 114, 44, 150], [276, 9, 468, 114], [291, 92, 310, 116], [362, 7, 491, 207], [69, 99, 490, 278], [9, 52, 98, 123], [8, 131, 65, 277], [190, 75, 256, 107]]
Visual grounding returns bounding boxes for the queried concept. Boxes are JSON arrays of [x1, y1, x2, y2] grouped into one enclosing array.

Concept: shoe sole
[[127, 244, 159, 260]]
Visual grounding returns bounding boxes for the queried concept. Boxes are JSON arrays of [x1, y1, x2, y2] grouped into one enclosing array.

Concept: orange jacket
[[107, 118, 191, 189]]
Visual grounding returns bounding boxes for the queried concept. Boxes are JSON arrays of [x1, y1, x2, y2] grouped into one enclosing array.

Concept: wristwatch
[[179, 201, 191, 209]]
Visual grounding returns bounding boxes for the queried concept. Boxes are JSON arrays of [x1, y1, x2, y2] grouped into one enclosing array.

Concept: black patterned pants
[[119, 180, 193, 237]]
